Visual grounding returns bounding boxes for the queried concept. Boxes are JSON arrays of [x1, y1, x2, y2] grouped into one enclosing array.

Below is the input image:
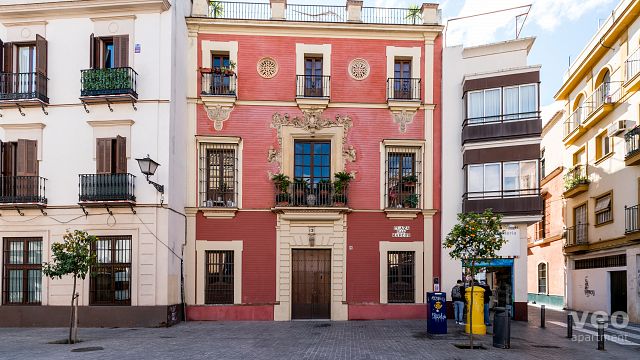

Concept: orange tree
[[443, 209, 505, 348]]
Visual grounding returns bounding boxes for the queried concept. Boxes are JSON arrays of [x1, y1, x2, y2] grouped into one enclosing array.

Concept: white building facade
[[0, 0, 188, 327], [442, 38, 542, 321]]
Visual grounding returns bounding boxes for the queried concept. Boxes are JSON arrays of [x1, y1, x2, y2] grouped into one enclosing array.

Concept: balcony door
[[17, 45, 36, 95], [0, 140, 38, 200], [304, 57, 323, 97], [211, 54, 231, 95], [574, 204, 587, 244], [394, 59, 412, 99]]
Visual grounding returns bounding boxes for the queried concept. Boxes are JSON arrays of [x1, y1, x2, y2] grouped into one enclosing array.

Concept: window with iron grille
[[574, 254, 626, 270], [537, 263, 547, 294], [90, 235, 131, 306], [2, 237, 42, 305], [595, 192, 612, 225], [385, 146, 422, 209], [205, 250, 234, 304], [387, 251, 415, 303], [199, 143, 238, 208]]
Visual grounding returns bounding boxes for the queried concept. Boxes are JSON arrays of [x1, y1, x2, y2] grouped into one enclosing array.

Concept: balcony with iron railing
[[0, 72, 48, 104], [625, 46, 640, 91], [0, 176, 47, 207], [201, 72, 237, 96], [625, 204, 639, 234], [296, 75, 330, 98], [563, 81, 622, 144], [563, 165, 589, 198], [625, 126, 640, 166], [386, 78, 420, 101], [274, 181, 348, 208], [564, 224, 588, 252], [462, 188, 542, 215], [78, 173, 136, 204], [462, 110, 541, 144], [80, 67, 138, 101], [204, 1, 442, 25]]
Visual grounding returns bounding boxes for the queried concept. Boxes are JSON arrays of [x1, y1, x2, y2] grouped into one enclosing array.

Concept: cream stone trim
[[202, 40, 238, 69], [200, 208, 238, 219], [196, 136, 243, 209], [296, 43, 331, 97], [384, 209, 421, 219], [379, 241, 424, 304], [0, 0, 171, 21], [0, 230, 50, 305], [0, 122, 46, 161], [188, 19, 442, 41], [281, 125, 345, 178], [386, 46, 421, 84], [4, 22, 45, 42], [195, 240, 243, 305], [87, 120, 134, 159], [379, 141, 425, 210], [92, 16, 134, 38], [424, 40, 434, 103]]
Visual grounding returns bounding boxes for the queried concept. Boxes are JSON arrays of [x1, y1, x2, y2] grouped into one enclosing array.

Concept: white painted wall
[[0, 0, 189, 307]]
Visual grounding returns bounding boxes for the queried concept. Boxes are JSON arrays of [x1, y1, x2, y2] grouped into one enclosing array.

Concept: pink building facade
[[184, 1, 443, 321]]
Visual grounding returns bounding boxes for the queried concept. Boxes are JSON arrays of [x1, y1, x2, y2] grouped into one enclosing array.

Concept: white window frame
[[379, 241, 424, 304], [467, 88, 502, 125], [195, 240, 243, 305], [503, 83, 538, 120], [197, 136, 242, 209], [537, 262, 548, 294], [467, 160, 539, 199]]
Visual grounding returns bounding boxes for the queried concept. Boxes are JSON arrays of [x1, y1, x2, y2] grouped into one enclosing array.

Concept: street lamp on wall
[[136, 154, 164, 194]]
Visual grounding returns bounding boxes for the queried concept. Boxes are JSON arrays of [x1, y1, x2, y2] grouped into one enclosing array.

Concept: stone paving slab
[[0, 308, 639, 360]]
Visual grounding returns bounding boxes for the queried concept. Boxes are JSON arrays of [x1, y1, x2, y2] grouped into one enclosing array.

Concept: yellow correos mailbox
[[465, 286, 486, 335]]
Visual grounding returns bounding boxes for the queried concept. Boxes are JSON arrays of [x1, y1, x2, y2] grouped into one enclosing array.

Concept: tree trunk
[[73, 291, 79, 343], [69, 276, 76, 344]]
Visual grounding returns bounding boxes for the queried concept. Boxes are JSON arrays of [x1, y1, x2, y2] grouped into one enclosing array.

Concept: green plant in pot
[[272, 173, 291, 205], [403, 193, 419, 209], [333, 171, 353, 206], [401, 174, 418, 189], [293, 178, 309, 205]]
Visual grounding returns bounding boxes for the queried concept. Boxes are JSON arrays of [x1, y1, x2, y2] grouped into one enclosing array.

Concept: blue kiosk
[[426, 292, 447, 334]]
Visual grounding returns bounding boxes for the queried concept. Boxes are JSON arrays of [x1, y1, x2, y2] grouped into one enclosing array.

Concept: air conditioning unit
[[607, 120, 631, 137]]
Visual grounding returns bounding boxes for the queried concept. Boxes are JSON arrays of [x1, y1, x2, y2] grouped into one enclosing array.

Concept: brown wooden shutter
[[1, 141, 15, 177], [115, 136, 127, 174], [96, 138, 113, 174], [0, 140, 4, 177], [16, 139, 38, 176], [113, 35, 129, 68], [0, 39, 3, 72], [3, 42, 12, 73], [35, 35, 47, 77], [89, 33, 95, 69]]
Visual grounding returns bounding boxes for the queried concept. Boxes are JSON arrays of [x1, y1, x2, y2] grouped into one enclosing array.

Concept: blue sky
[[250, 0, 619, 113]]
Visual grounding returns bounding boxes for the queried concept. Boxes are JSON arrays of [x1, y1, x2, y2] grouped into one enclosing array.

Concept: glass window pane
[[520, 85, 537, 117], [9, 270, 23, 303], [28, 240, 42, 264], [520, 160, 537, 192], [467, 91, 484, 123], [484, 163, 501, 193], [9, 241, 24, 264], [503, 162, 519, 192], [503, 87, 519, 120], [96, 239, 111, 263], [28, 269, 42, 303], [484, 89, 501, 120], [468, 165, 483, 195]]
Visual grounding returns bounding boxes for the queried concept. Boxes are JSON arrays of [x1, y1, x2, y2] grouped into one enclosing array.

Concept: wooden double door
[[291, 249, 331, 320]]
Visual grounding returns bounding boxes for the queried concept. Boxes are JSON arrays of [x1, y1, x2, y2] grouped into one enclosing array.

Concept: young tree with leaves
[[42, 230, 97, 344], [443, 209, 505, 348]]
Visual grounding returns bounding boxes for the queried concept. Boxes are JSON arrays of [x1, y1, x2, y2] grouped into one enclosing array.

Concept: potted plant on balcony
[[401, 174, 418, 190], [332, 171, 353, 207], [317, 179, 332, 204], [272, 173, 291, 206], [403, 193, 419, 209]]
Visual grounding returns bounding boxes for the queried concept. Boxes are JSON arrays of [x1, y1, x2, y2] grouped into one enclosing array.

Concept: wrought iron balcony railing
[[626, 47, 640, 82], [563, 165, 589, 191], [79, 173, 136, 203], [0, 176, 47, 205], [387, 78, 421, 101], [463, 111, 540, 126], [207, 2, 441, 25], [565, 224, 588, 247], [625, 126, 640, 159], [0, 72, 48, 103], [201, 72, 237, 96], [274, 181, 347, 207], [80, 67, 138, 98], [296, 75, 330, 98], [625, 204, 640, 234]]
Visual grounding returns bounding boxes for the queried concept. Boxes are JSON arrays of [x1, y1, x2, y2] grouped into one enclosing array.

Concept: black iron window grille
[[2, 237, 42, 305], [387, 251, 415, 303], [625, 204, 640, 234], [80, 67, 138, 98], [0, 72, 48, 103], [199, 143, 238, 208], [574, 254, 626, 270], [595, 193, 613, 225], [385, 146, 421, 209], [90, 235, 132, 305], [0, 176, 47, 205], [205, 250, 234, 304]]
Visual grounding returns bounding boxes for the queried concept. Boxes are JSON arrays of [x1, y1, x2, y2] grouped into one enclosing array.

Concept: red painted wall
[[196, 212, 277, 304], [346, 212, 424, 304]]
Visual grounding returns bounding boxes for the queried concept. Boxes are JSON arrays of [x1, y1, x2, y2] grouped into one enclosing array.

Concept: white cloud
[[446, 0, 615, 47]]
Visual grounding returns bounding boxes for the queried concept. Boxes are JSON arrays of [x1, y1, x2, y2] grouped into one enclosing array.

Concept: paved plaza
[[1, 307, 639, 360]]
